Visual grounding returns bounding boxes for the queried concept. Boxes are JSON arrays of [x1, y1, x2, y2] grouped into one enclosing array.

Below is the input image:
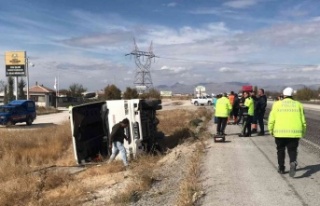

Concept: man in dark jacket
[[108, 118, 130, 167], [251, 91, 258, 133], [237, 92, 246, 125], [256, 89, 267, 136], [232, 93, 240, 124]]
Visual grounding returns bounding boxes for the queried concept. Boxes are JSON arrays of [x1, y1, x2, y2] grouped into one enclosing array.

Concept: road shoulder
[[198, 122, 320, 206]]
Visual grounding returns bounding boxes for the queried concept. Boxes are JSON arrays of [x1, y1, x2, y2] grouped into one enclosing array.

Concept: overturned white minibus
[[70, 99, 162, 164]]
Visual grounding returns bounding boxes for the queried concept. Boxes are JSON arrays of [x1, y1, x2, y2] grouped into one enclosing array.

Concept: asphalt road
[[33, 110, 69, 125], [200, 102, 320, 206], [10, 109, 69, 128]]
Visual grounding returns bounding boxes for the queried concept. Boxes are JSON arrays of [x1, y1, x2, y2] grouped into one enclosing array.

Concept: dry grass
[[166, 108, 211, 206], [0, 105, 213, 206], [36, 106, 59, 115], [110, 155, 161, 205], [0, 123, 79, 206], [109, 107, 212, 205], [158, 107, 212, 135], [176, 143, 204, 206], [157, 107, 212, 150], [157, 109, 193, 135], [162, 96, 191, 101]]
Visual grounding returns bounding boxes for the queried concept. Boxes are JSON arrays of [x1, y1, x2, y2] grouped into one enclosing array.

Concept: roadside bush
[[36, 106, 59, 115]]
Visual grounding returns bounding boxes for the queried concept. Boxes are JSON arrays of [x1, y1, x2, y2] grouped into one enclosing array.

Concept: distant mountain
[[262, 84, 317, 92], [155, 82, 251, 94], [155, 82, 320, 94], [309, 84, 320, 90], [157, 84, 170, 89]]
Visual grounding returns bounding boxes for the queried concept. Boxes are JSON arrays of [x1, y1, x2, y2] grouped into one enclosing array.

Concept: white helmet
[[283, 87, 293, 96]]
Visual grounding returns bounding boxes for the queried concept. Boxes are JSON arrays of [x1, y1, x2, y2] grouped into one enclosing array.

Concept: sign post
[[5, 51, 27, 100]]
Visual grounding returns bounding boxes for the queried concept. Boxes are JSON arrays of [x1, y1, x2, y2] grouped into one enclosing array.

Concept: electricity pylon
[[126, 38, 156, 93]]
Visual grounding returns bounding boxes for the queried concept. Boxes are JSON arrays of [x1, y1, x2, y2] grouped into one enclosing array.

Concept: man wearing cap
[[108, 118, 131, 167], [268, 87, 306, 177]]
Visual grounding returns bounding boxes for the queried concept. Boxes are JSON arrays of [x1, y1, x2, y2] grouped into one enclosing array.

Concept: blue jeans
[[109, 141, 128, 166]]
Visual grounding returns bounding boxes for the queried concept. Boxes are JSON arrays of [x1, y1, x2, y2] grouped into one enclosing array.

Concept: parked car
[[191, 96, 212, 106], [0, 100, 36, 126]]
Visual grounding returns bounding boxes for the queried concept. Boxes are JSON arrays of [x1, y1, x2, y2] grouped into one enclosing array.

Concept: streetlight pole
[[26, 58, 29, 100], [15, 77, 18, 100], [26, 58, 34, 100]]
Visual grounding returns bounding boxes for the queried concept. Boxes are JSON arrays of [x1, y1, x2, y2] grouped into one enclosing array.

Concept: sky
[[1, 0, 320, 92]]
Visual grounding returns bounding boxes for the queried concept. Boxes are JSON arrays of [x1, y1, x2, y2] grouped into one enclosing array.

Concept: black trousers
[[257, 111, 265, 133], [275, 138, 300, 167], [216, 117, 228, 134], [237, 109, 243, 124], [241, 115, 253, 136]]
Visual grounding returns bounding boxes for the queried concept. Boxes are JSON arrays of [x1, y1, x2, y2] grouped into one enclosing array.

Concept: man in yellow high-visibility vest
[[239, 91, 254, 137], [215, 93, 232, 135], [268, 87, 306, 177]]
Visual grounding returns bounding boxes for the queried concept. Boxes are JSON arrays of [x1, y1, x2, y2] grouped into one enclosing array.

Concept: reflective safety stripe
[[281, 102, 297, 106], [276, 108, 299, 112], [274, 129, 303, 133]]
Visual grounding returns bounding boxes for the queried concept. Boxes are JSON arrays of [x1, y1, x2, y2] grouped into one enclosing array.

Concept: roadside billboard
[[160, 90, 172, 97], [195, 85, 206, 97], [5, 51, 26, 76]]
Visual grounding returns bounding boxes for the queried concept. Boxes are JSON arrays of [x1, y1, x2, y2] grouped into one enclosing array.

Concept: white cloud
[[167, 2, 177, 7], [189, 6, 283, 25], [61, 31, 132, 47], [311, 16, 320, 22], [260, 75, 278, 79], [301, 66, 320, 72], [278, 2, 310, 18], [223, 0, 258, 9], [280, 9, 308, 18], [219, 67, 237, 73], [189, 7, 235, 15], [143, 22, 241, 47], [158, 66, 188, 73], [253, 22, 320, 46]]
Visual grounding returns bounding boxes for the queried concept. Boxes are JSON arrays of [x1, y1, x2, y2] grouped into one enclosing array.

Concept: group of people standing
[[241, 89, 268, 137], [213, 87, 306, 177], [213, 88, 267, 137]]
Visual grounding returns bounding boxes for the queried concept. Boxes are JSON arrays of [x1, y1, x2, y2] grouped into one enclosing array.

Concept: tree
[[58, 89, 69, 96], [104, 84, 121, 100], [295, 87, 317, 101], [140, 88, 161, 99], [0, 80, 5, 93], [123, 87, 139, 99], [68, 83, 87, 97], [18, 78, 26, 99], [3, 85, 8, 104], [8, 77, 15, 101], [253, 85, 258, 94]]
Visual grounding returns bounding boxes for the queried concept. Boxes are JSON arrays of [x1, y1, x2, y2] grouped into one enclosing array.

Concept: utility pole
[[126, 38, 157, 93], [26, 58, 35, 100]]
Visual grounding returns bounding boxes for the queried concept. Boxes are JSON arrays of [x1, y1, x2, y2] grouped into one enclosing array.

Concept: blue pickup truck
[[0, 100, 36, 126]]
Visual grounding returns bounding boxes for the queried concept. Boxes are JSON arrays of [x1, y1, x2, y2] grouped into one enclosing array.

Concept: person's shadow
[[294, 164, 320, 178]]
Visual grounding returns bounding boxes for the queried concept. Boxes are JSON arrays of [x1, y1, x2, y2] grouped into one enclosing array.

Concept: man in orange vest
[[228, 91, 235, 124]]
